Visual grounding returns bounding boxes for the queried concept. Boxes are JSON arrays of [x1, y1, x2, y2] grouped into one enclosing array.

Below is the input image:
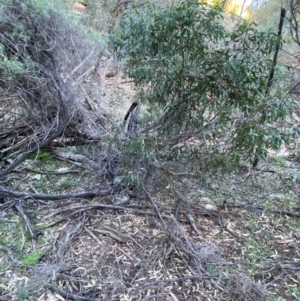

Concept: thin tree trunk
[[253, 8, 286, 169]]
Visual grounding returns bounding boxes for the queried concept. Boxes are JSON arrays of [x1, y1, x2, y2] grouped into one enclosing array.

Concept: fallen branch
[[141, 182, 165, 227], [186, 213, 202, 235], [84, 226, 102, 245], [48, 285, 97, 301], [218, 214, 244, 241], [254, 261, 300, 275], [0, 186, 119, 203], [14, 200, 37, 239], [226, 204, 300, 218], [0, 244, 17, 262], [93, 228, 126, 243], [266, 208, 300, 218], [52, 150, 99, 170], [22, 167, 81, 175], [132, 274, 212, 292]]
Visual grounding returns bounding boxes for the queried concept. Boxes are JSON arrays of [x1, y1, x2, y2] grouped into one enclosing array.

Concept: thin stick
[[15, 200, 36, 239]]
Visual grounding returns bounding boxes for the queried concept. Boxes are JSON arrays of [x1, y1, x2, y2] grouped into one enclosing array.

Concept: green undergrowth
[[21, 249, 47, 266], [0, 216, 49, 275], [1, 153, 79, 261], [22, 150, 79, 194], [0, 154, 80, 299]]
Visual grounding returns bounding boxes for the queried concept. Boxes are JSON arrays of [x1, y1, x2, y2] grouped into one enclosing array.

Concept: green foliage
[[117, 136, 158, 187], [112, 0, 294, 172], [29, 150, 53, 161], [0, 42, 25, 75], [21, 249, 45, 266], [287, 285, 300, 299], [273, 156, 286, 164], [0, 0, 91, 79], [17, 289, 32, 301], [0, 0, 53, 77], [58, 177, 74, 190]]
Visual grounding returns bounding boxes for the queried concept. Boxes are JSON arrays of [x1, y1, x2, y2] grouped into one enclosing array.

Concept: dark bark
[[253, 8, 286, 168]]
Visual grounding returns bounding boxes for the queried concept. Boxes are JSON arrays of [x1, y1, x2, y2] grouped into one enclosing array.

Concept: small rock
[[200, 197, 218, 211]]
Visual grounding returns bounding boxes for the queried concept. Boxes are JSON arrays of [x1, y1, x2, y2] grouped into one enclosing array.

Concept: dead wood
[[132, 274, 212, 292], [43, 203, 156, 226], [48, 284, 97, 301], [53, 150, 100, 170], [223, 273, 267, 301], [0, 186, 119, 204], [21, 167, 80, 176], [0, 245, 16, 262], [14, 200, 37, 239], [254, 261, 300, 275], [0, 1, 107, 177], [226, 203, 300, 218]]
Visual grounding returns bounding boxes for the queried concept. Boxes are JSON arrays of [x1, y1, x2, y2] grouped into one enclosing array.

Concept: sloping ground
[[1, 57, 300, 301], [1, 2, 300, 300], [0, 41, 299, 299], [1, 148, 300, 301]]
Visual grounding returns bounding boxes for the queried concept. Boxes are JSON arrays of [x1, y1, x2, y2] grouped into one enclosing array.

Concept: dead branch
[[14, 200, 37, 239], [141, 182, 165, 226], [186, 213, 202, 235], [67, 47, 97, 80], [218, 214, 243, 241], [84, 226, 102, 245], [132, 274, 212, 292], [22, 167, 80, 176], [44, 203, 154, 221], [226, 204, 300, 218], [0, 1, 106, 177], [52, 150, 99, 170], [0, 186, 119, 203], [0, 245, 17, 262], [289, 0, 300, 46], [92, 228, 126, 243], [48, 284, 97, 301], [254, 261, 300, 276], [223, 273, 267, 301]]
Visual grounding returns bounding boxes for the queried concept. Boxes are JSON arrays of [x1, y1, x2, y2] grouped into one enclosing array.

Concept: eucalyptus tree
[[112, 0, 294, 176]]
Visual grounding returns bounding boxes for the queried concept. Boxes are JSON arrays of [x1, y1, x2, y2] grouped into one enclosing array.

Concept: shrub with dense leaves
[[112, 0, 294, 173]]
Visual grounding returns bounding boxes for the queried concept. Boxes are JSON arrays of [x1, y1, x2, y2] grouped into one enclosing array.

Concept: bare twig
[[141, 182, 166, 227], [92, 228, 126, 243], [14, 200, 37, 239], [0, 244, 17, 262], [186, 213, 202, 235], [84, 226, 102, 245], [218, 214, 243, 241]]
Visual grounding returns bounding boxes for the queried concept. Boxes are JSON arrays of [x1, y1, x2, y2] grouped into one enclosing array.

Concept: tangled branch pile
[[0, 0, 106, 177]]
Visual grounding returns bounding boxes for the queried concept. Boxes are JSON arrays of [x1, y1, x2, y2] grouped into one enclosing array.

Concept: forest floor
[[1, 143, 300, 301], [1, 65, 300, 301], [1, 6, 300, 299]]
